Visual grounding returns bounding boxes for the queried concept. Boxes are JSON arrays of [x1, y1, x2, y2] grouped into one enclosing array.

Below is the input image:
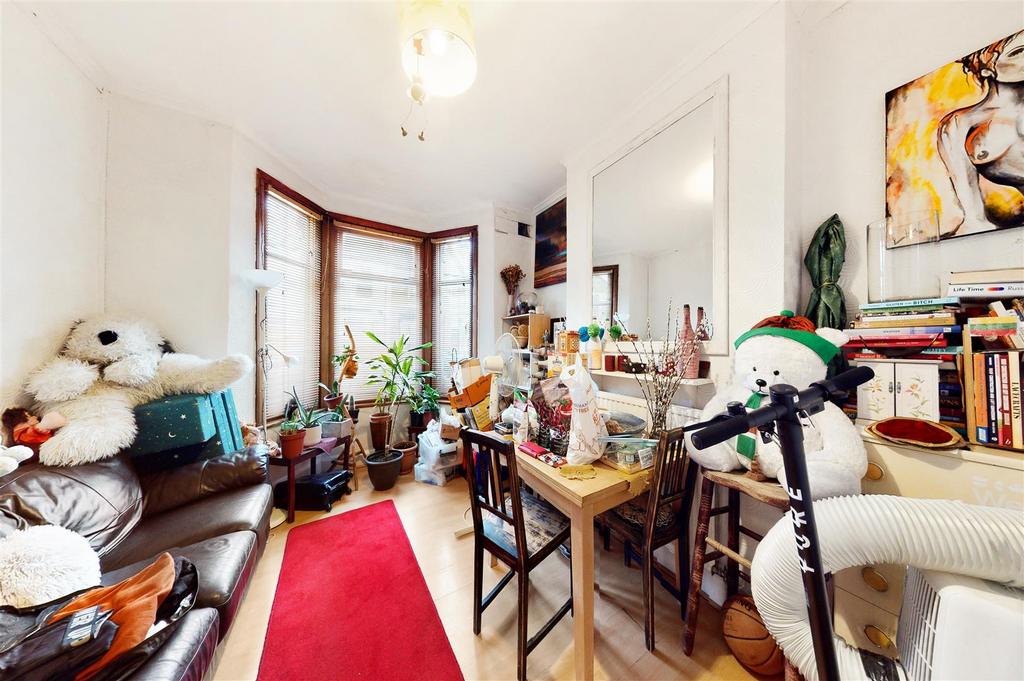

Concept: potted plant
[[364, 332, 433, 490], [286, 387, 331, 446], [320, 407, 351, 439], [408, 382, 441, 428], [319, 380, 344, 410], [278, 420, 306, 459]]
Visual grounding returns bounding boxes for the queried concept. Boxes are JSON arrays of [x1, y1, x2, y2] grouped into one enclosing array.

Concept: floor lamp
[[243, 268, 295, 531]]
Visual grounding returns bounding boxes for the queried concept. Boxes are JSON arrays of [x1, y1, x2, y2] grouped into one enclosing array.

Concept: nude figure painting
[[886, 29, 1024, 247]]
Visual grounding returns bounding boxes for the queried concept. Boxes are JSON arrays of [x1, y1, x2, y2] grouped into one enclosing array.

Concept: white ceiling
[[29, 1, 763, 217]]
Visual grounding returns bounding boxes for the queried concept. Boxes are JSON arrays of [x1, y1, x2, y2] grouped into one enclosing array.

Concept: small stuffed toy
[[687, 310, 866, 499], [2, 407, 66, 448], [24, 314, 252, 467]]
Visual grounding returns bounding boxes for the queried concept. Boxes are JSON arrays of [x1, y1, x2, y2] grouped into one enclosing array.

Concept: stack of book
[[845, 296, 963, 361], [842, 296, 965, 433], [969, 349, 1023, 449], [947, 267, 1024, 301]]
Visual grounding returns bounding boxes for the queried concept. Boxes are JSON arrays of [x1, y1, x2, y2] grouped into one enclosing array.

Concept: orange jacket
[[48, 553, 176, 681]]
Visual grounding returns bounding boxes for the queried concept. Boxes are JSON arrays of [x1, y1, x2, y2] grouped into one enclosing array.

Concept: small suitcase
[[273, 469, 353, 512]]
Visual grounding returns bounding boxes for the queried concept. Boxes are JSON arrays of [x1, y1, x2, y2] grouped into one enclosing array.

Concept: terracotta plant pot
[[365, 449, 403, 490], [279, 429, 307, 459], [369, 412, 392, 451], [392, 440, 418, 475], [324, 394, 343, 409]]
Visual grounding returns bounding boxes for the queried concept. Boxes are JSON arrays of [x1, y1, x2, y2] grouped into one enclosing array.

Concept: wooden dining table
[[513, 451, 651, 681]]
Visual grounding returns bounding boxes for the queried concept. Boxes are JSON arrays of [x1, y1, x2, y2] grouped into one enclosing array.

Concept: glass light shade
[[400, 1, 476, 97], [241, 268, 284, 293]]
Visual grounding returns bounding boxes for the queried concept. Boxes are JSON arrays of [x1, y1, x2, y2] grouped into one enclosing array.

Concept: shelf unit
[[962, 323, 1024, 453], [501, 312, 550, 350]]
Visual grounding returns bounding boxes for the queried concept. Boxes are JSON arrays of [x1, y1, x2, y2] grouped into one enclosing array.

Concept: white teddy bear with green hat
[[687, 310, 866, 499]]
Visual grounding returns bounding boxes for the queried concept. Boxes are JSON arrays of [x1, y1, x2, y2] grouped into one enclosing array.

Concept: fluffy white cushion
[[0, 525, 100, 608]]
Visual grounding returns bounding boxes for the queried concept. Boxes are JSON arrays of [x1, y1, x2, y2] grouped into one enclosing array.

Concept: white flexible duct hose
[[751, 495, 1024, 681]]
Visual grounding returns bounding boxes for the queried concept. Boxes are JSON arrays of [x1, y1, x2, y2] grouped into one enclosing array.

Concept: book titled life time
[[947, 282, 1024, 298]]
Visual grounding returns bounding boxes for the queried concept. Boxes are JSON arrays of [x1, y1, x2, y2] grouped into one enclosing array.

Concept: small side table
[[407, 424, 427, 442], [269, 436, 347, 523]]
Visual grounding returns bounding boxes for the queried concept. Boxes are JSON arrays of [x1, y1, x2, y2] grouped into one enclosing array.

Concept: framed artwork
[[885, 28, 1024, 247], [534, 197, 567, 287]]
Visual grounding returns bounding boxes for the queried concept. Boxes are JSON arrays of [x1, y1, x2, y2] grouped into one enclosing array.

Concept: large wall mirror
[[590, 78, 728, 355]]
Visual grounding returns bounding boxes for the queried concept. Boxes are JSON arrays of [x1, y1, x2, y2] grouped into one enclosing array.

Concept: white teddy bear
[[687, 310, 866, 499], [25, 314, 253, 467]]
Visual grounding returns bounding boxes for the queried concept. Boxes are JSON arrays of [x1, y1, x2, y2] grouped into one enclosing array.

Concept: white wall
[[105, 95, 234, 357], [1, 4, 108, 405], [797, 0, 1024, 314]]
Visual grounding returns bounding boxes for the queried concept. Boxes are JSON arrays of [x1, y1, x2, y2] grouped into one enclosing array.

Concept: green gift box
[[125, 390, 245, 471]]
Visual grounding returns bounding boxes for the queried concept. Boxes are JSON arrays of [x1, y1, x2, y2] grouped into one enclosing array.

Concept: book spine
[[1009, 351, 1023, 450], [974, 353, 988, 443], [999, 353, 1012, 446], [986, 354, 998, 443], [861, 296, 958, 310], [948, 282, 1024, 297], [848, 326, 960, 336]]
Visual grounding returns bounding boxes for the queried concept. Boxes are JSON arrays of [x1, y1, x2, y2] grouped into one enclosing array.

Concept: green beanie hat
[[733, 310, 840, 364]]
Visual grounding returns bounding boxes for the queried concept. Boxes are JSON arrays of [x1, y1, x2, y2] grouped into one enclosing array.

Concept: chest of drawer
[[834, 587, 899, 660]]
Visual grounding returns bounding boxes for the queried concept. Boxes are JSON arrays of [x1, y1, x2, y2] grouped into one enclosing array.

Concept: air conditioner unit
[[896, 568, 1024, 681]]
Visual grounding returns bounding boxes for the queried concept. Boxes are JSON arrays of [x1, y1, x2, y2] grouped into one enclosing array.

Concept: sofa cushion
[[137, 447, 269, 517], [0, 456, 142, 557], [101, 531, 257, 636], [126, 607, 219, 681], [101, 484, 271, 572]]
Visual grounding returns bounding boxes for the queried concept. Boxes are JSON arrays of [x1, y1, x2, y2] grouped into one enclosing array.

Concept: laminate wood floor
[[213, 470, 760, 681]]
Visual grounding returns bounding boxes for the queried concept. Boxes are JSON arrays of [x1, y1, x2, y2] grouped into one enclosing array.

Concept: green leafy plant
[[318, 380, 341, 398], [409, 382, 441, 415], [285, 387, 332, 428], [609, 324, 623, 341], [279, 420, 303, 434], [365, 332, 433, 452]]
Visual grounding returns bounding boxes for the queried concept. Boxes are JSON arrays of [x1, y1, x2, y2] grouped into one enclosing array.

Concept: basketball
[[722, 595, 785, 676]]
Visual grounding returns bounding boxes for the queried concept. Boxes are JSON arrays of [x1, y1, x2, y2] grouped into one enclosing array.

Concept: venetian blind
[[263, 188, 323, 419], [334, 225, 423, 402], [592, 270, 613, 325], [432, 235, 474, 390]]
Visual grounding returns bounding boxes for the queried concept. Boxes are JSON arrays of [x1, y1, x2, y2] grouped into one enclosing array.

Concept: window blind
[[334, 225, 423, 402], [432, 235, 474, 390], [593, 270, 613, 326], [263, 188, 322, 419]]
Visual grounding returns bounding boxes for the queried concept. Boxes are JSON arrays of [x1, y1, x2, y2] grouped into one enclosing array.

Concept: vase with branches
[[627, 302, 713, 435], [500, 264, 525, 315]]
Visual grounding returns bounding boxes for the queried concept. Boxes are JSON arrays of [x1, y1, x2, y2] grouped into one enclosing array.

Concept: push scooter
[[688, 366, 876, 681]]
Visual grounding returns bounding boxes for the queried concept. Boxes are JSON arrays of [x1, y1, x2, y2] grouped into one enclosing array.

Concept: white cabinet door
[[895, 363, 940, 421], [856, 361, 895, 421]]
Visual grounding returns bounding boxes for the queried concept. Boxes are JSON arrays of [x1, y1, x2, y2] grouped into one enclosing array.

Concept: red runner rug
[[257, 500, 464, 681]]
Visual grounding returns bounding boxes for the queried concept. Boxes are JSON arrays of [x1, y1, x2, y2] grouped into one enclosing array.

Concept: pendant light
[[400, 0, 477, 98]]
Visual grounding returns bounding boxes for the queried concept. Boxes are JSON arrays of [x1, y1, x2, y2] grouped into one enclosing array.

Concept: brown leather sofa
[[0, 447, 271, 680]]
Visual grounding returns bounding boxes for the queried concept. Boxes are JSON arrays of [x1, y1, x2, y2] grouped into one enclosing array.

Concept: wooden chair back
[[642, 427, 690, 542], [461, 429, 528, 558]]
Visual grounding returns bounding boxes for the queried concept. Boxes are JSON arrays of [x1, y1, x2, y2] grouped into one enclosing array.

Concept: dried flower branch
[[499, 265, 525, 295], [628, 301, 713, 435]]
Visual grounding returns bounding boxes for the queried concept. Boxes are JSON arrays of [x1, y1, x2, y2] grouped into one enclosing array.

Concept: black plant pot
[[365, 449, 403, 491], [409, 411, 425, 428]]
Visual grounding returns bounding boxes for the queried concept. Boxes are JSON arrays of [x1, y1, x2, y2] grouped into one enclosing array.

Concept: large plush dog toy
[[687, 311, 866, 499], [25, 314, 252, 466]]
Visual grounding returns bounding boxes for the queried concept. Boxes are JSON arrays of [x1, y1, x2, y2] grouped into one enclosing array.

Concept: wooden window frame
[[255, 169, 477, 415], [592, 264, 619, 320]]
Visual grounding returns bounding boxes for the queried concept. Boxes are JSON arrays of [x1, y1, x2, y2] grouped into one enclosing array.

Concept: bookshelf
[[962, 324, 1024, 453]]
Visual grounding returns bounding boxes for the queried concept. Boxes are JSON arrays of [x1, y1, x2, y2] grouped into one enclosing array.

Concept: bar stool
[[682, 469, 790, 656]]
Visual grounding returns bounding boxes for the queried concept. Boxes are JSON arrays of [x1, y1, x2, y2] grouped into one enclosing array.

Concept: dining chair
[[462, 429, 573, 681], [597, 426, 697, 651]]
